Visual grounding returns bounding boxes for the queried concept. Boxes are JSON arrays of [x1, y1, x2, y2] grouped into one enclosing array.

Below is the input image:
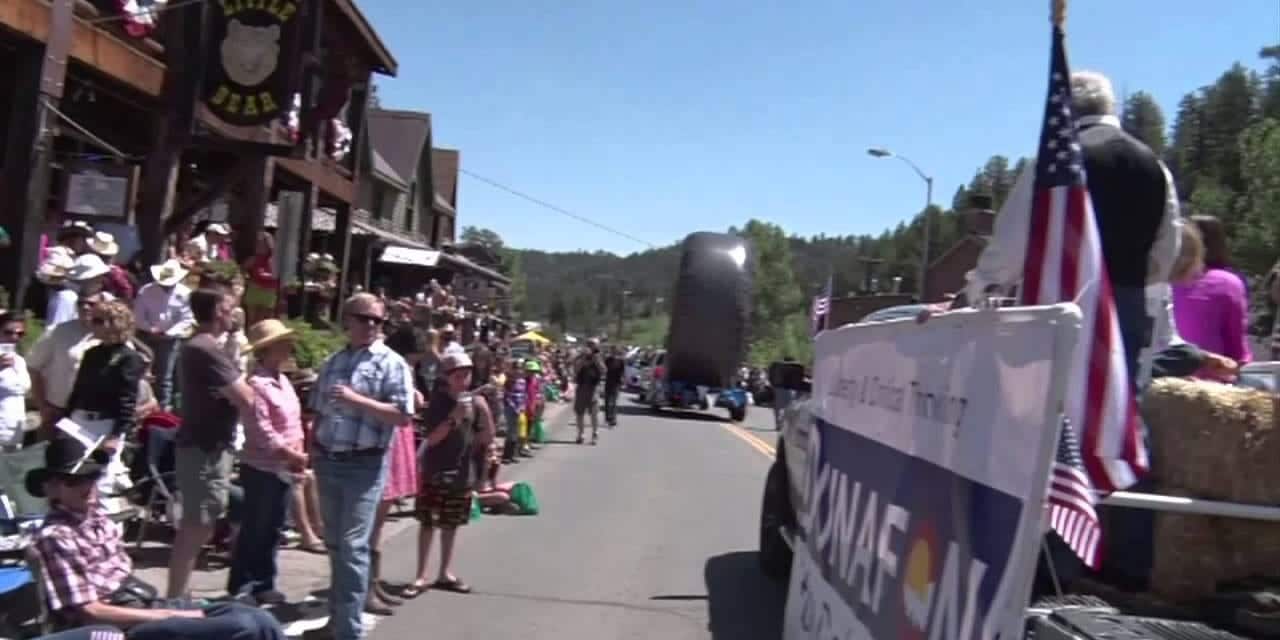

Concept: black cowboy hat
[[25, 434, 110, 498]]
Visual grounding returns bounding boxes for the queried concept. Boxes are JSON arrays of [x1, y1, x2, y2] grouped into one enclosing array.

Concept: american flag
[[811, 274, 833, 336], [1018, 25, 1148, 568], [1050, 417, 1101, 563]]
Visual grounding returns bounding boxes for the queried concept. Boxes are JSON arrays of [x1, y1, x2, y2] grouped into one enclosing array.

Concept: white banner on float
[[782, 304, 1081, 640]]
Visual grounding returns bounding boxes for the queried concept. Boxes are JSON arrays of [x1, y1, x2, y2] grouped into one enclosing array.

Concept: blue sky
[[364, 0, 1279, 255]]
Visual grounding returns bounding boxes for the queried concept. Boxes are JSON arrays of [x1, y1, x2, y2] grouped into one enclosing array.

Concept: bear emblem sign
[[204, 0, 303, 127]]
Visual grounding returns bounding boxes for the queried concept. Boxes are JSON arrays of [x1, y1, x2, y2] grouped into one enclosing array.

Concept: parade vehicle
[[646, 232, 752, 422], [759, 304, 1248, 640]]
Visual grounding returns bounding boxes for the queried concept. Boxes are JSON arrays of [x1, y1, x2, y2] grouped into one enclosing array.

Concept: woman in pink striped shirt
[[227, 319, 308, 605]]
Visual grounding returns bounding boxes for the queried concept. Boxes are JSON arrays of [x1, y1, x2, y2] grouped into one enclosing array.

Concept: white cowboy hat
[[88, 231, 119, 257], [68, 254, 111, 281], [35, 252, 75, 285], [149, 259, 189, 286], [246, 318, 296, 352], [206, 223, 230, 235]]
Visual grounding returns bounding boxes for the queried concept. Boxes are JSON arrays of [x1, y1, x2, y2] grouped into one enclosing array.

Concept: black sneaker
[[575, 435, 585, 445]]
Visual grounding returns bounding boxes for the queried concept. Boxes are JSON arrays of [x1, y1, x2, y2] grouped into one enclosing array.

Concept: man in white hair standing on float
[[965, 70, 1182, 592]]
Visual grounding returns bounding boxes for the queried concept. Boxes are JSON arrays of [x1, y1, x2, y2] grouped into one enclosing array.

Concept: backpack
[[576, 357, 602, 387]]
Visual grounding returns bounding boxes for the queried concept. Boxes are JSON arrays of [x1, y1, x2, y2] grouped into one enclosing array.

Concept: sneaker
[[575, 435, 585, 445], [591, 433, 598, 445]]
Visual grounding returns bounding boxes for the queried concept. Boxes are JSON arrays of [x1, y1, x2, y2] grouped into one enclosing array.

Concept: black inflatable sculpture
[[663, 232, 753, 389]]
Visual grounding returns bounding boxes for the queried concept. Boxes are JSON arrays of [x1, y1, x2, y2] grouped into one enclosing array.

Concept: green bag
[[532, 418, 547, 444], [509, 482, 539, 515], [469, 496, 483, 522]]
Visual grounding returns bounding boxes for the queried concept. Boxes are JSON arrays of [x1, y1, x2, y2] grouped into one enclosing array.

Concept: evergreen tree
[[1121, 91, 1168, 155]]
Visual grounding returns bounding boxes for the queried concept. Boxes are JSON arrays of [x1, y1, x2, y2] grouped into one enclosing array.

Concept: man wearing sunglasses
[[26, 292, 113, 437], [306, 293, 414, 640]]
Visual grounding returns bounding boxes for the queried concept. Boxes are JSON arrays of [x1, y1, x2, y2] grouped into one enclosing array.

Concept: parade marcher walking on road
[[603, 346, 624, 427], [407, 351, 485, 598], [573, 340, 605, 445]]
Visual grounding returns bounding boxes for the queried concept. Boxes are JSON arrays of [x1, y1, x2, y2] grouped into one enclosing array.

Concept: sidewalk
[[129, 401, 574, 634]]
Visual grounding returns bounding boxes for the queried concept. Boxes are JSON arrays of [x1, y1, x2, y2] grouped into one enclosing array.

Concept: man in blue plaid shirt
[[306, 293, 414, 640]]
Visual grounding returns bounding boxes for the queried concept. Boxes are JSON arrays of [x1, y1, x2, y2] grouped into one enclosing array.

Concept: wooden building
[[0, 0, 398, 312]]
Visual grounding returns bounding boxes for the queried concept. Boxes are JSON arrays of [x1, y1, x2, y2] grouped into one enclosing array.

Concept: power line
[[458, 168, 656, 249]]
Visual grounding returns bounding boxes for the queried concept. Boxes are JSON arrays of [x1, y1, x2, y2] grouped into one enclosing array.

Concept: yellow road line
[[720, 423, 776, 459]]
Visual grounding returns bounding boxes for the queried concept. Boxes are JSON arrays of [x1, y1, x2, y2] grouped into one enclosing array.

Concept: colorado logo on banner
[[783, 304, 1080, 640]]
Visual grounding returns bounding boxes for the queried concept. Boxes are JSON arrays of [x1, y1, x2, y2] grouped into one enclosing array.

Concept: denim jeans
[[140, 334, 181, 409], [126, 602, 284, 640], [227, 465, 290, 597], [313, 451, 389, 640]]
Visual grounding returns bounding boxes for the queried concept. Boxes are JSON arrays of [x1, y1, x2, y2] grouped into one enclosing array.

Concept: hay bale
[[1149, 488, 1280, 602], [1142, 378, 1278, 503]]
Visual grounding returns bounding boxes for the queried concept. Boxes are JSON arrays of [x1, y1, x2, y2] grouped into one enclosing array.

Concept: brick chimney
[[963, 193, 996, 236]]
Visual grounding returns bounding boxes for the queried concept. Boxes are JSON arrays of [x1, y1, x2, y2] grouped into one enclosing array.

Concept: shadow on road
[[704, 551, 786, 639], [616, 404, 728, 423]]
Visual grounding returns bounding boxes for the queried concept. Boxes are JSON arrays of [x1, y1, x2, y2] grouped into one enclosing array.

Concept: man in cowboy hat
[[42, 254, 112, 331], [189, 222, 232, 264], [28, 430, 286, 639], [439, 323, 464, 356], [132, 260, 193, 410], [88, 232, 135, 301]]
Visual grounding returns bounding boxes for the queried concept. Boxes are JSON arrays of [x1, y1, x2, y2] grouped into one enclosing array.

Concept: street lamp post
[[868, 147, 934, 300]]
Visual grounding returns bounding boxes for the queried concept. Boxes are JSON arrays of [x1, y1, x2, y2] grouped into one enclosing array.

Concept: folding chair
[[132, 424, 180, 549]]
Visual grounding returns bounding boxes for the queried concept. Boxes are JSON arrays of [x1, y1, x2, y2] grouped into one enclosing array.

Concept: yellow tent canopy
[[514, 331, 551, 344]]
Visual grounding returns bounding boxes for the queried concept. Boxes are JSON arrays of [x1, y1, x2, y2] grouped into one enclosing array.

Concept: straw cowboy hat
[[441, 351, 474, 373], [206, 223, 231, 236], [246, 318, 296, 352], [56, 220, 94, 241], [149, 259, 189, 287], [36, 252, 75, 285], [88, 231, 119, 257], [68, 254, 111, 281]]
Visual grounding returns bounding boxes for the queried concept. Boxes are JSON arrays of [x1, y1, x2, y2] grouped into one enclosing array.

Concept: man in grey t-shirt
[[167, 288, 255, 598]]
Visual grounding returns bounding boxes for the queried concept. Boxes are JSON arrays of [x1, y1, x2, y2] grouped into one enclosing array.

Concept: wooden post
[[136, 0, 208, 268], [332, 75, 370, 314], [230, 156, 272, 261], [0, 0, 74, 310]]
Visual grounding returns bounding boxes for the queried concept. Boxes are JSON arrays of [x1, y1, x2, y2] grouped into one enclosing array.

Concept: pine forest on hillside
[[466, 45, 1280, 365]]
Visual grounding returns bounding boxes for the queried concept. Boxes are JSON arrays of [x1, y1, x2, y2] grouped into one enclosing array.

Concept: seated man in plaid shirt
[[27, 432, 285, 640]]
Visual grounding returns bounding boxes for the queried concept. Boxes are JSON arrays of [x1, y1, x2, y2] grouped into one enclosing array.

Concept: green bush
[[285, 319, 345, 370], [19, 314, 44, 354]]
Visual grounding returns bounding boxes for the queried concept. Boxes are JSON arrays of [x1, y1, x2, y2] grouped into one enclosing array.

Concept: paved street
[[369, 397, 787, 640]]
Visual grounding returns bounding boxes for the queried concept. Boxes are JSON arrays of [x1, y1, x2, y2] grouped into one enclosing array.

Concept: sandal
[[432, 577, 472, 594], [400, 581, 430, 598], [297, 542, 326, 555]]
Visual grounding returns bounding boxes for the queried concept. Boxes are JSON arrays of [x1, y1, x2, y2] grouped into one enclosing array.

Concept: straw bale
[[1149, 490, 1280, 602], [1142, 377, 1278, 503]]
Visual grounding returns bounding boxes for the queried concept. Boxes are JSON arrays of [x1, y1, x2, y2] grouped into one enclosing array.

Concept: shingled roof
[[366, 110, 431, 185], [431, 148, 460, 209]]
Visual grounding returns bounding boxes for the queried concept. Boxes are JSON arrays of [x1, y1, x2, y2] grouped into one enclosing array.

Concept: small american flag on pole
[[1018, 22, 1148, 568], [811, 274, 833, 336]]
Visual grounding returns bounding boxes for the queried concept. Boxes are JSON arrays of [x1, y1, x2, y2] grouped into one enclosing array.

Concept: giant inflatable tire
[[665, 232, 752, 389]]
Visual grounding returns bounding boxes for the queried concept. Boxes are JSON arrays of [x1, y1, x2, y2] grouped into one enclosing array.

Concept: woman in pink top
[[1172, 215, 1252, 376], [229, 319, 307, 604]]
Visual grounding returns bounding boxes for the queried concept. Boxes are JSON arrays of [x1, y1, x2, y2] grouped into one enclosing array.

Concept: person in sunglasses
[[305, 293, 414, 640], [63, 301, 146, 510]]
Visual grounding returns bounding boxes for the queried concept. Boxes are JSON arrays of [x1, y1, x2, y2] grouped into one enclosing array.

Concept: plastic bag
[[509, 482, 539, 515], [665, 232, 753, 388], [469, 496, 482, 522]]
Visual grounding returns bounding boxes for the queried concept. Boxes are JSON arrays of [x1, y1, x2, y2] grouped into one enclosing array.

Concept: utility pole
[[616, 289, 631, 342]]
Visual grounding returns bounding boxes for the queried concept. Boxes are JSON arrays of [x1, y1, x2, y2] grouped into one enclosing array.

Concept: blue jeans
[[127, 602, 284, 640], [313, 451, 389, 640], [227, 465, 290, 596], [140, 334, 181, 409]]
